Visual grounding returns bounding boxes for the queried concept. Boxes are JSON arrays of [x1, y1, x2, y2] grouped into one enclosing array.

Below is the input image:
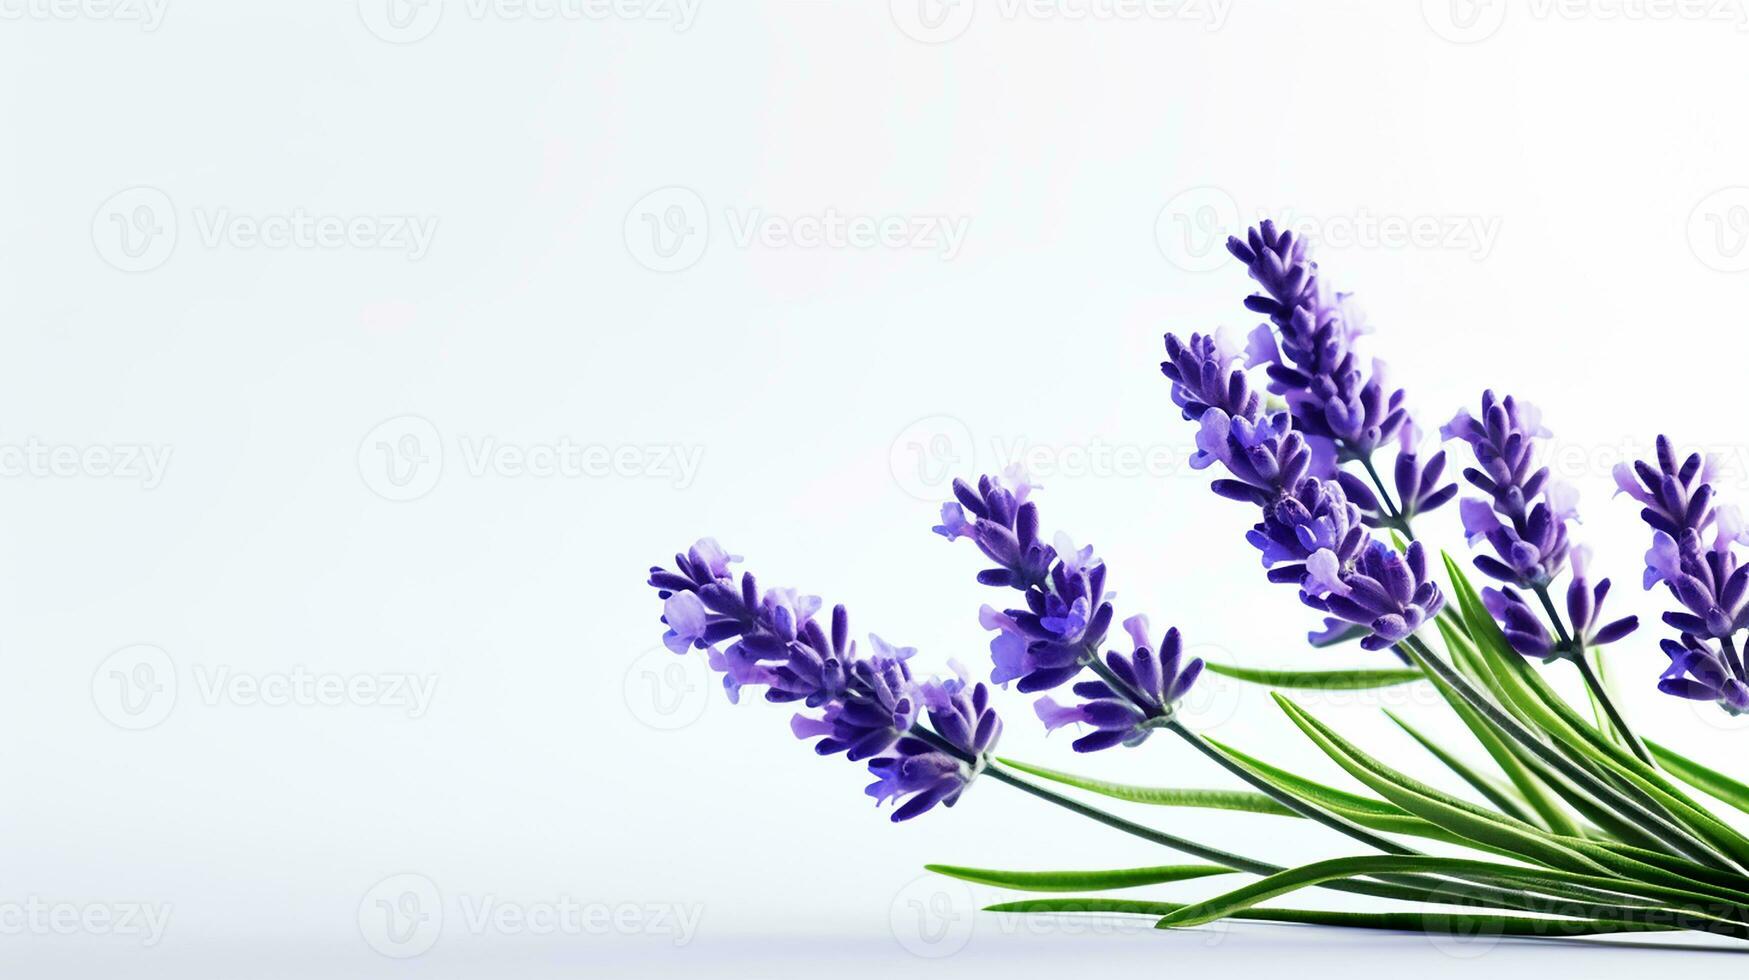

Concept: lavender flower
[[1303, 540, 1445, 653], [1481, 549, 1637, 661], [1618, 437, 1749, 714], [1160, 324, 1443, 652], [1228, 222, 1408, 466], [1035, 616, 1203, 751], [1616, 436, 1749, 639], [1659, 634, 1749, 714], [1442, 391, 1576, 589], [867, 672, 1004, 820], [648, 539, 1000, 820], [937, 470, 1113, 692]]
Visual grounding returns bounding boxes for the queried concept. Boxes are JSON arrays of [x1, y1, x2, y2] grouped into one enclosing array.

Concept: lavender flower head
[[1618, 437, 1749, 713], [1229, 221, 1406, 468], [1442, 391, 1578, 589], [936, 469, 1113, 692], [648, 539, 1000, 820], [1161, 316, 1443, 653], [1035, 615, 1203, 751]]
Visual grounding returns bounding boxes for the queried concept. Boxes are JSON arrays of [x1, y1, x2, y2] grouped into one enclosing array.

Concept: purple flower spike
[[1303, 540, 1446, 654], [1659, 634, 1749, 715], [1620, 437, 1749, 715], [938, 473, 1114, 692], [935, 468, 1053, 589], [648, 540, 1000, 821], [1443, 391, 1574, 589], [1618, 436, 1749, 641], [867, 676, 1001, 821], [1227, 221, 1410, 466], [1034, 616, 1203, 752]]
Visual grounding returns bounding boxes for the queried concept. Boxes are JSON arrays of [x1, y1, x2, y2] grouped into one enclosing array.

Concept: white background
[[5, 1, 1749, 976]]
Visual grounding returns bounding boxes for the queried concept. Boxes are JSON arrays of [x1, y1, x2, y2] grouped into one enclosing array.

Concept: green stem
[[1359, 455, 1414, 542], [1573, 649, 1655, 767], [1401, 634, 1739, 873], [1529, 583, 1654, 767]]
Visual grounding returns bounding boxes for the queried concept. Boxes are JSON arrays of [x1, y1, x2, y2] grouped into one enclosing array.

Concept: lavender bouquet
[[645, 221, 1749, 944]]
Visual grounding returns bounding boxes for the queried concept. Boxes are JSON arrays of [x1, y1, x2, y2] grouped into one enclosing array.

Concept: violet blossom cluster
[[934, 470, 1203, 750], [1159, 327, 1444, 653], [1227, 220, 1454, 531], [1617, 437, 1749, 713], [649, 538, 1002, 820], [1442, 391, 1636, 662]]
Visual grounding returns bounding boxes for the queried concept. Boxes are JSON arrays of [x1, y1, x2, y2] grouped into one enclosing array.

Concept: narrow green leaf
[[1431, 615, 1583, 836], [1152, 855, 1747, 935], [926, 863, 1232, 892], [1274, 693, 1610, 874], [984, 898, 1672, 936], [1203, 738, 1501, 852], [1648, 740, 1749, 818], [1384, 710, 1539, 825], [994, 759, 1294, 815], [1202, 661, 1424, 690]]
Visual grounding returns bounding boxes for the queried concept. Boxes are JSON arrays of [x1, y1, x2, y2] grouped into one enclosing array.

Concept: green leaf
[[986, 898, 1673, 936], [1384, 709, 1539, 825], [994, 759, 1294, 815], [925, 863, 1232, 892], [1648, 740, 1749, 818], [1151, 854, 1747, 935], [1273, 693, 1610, 874], [1201, 661, 1425, 690]]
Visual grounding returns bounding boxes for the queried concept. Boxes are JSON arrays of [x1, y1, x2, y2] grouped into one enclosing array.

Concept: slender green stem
[[1167, 721, 1413, 855], [1358, 455, 1414, 542], [1573, 650, 1655, 767], [1528, 583, 1654, 767], [1401, 634, 1741, 873]]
